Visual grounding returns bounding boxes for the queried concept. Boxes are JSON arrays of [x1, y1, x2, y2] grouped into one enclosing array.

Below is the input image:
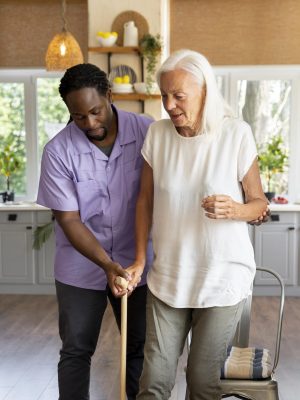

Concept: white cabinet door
[[0, 223, 35, 284], [36, 211, 55, 284], [254, 220, 297, 285], [37, 232, 55, 284]]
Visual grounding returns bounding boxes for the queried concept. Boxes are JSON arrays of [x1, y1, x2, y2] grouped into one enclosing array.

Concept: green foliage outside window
[[258, 135, 288, 194], [0, 78, 68, 197], [0, 83, 26, 195], [37, 78, 69, 159]]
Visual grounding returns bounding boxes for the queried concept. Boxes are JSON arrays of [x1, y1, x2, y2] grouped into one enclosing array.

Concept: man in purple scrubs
[[37, 63, 153, 400]]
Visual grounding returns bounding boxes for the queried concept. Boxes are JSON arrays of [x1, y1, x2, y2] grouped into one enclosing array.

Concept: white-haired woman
[[126, 49, 268, 400]]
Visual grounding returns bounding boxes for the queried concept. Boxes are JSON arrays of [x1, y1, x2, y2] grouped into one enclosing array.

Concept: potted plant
[[258, 134, 288, 202], [139, 33, 163, 94], [0, 143, 21, 202]]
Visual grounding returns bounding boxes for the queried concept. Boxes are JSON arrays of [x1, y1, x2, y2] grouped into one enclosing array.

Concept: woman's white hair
[[156, 49, 234, 135]]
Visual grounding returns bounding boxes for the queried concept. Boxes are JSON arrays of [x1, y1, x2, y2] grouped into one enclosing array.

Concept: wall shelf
[[88, 46, 140, 54], [88, 46, 161, 112]]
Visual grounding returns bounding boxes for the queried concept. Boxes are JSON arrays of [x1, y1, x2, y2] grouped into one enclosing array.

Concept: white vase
[[123, 21, 138, 46]]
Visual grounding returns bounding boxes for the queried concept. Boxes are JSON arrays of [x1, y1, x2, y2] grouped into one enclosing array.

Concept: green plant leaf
[[139, 34, 163, 93], [32, 221, 54, 250], [258, 134, 288, 193]]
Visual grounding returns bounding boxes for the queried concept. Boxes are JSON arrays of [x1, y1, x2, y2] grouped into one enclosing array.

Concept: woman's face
[[160, 69, 206, 136]]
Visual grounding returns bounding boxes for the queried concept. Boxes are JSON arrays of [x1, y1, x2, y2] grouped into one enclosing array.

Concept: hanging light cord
[[62, 0, 67, 31]]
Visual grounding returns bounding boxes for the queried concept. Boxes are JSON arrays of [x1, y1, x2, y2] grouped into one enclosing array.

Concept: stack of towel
[[221, 346, 272, 379]]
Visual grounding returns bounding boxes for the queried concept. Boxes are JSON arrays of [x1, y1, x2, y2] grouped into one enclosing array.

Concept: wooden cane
[[115, 276, 129, 400]]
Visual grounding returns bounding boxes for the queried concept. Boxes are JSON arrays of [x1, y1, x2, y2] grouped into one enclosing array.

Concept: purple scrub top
[[37, 106, 154, 290]]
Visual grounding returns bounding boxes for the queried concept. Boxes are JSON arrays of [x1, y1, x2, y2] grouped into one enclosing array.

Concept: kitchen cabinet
[[0, 205, 300, 295], [254, 224, 297, 285], [252, 209, 299, 295], [0, 215, 35, 284], [36, 211, 55, 285], [0, 208, 55, 294]]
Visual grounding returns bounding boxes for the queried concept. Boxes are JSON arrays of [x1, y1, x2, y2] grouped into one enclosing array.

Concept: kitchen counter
[[0, 202, 300, 212], [269, 203, 300, 212], [0, 202, 49, 211]]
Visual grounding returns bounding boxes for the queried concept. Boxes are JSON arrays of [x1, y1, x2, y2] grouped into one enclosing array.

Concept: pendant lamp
[[45, 0, 83, 71]]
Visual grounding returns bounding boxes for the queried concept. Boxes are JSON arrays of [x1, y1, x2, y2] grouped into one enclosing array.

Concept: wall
[[170, 0, 300, 65], [0, 0, 88, 68], [88, 0, 166, 119]]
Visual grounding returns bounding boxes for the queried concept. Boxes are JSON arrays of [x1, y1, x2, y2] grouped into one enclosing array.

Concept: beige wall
[[0, 0, 88, 68], [170, 0, 300, 65]]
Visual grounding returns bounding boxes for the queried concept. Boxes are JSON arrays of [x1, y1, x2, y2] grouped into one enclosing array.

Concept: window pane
[[37, 78, 69, 161], [0, 82, 26, 196], [237, 80, 290, 195]]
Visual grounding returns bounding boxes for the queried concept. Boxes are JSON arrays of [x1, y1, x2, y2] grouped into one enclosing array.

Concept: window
[[214, 66, 300, 202], [0, 70, 69, 201]]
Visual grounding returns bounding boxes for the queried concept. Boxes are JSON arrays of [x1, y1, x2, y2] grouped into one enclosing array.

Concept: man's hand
[[105, 261, 131, 298], [248, 207, 271, 226]]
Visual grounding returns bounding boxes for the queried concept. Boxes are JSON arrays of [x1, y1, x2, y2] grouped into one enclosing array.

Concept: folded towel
[[220, 346, 272, 379]]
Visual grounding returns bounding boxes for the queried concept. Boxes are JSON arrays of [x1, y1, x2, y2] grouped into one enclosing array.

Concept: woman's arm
[[53, 210, 130, 296], [126, 161, 154, 288], [202, 158, 268, 221]]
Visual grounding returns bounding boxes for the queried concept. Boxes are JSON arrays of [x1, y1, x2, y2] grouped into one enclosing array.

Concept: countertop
[[0, 202, 300, 212], [0, 202, 49, 211], [269, 203, 300, 212]]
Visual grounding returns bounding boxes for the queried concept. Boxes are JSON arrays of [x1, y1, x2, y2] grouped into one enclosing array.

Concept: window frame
[[213, 65, 300, 202], [0, 69, 64, 201]]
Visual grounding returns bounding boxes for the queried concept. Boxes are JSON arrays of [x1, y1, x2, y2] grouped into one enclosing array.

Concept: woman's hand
[[125, 261, 145, 295], [201, 195, 241, 219]]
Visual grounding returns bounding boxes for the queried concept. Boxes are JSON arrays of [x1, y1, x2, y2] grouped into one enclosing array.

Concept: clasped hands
[[105, 260, 144, 298]]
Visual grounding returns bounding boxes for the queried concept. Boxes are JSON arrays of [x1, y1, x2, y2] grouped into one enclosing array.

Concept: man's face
[[65, 87, 114, 142]]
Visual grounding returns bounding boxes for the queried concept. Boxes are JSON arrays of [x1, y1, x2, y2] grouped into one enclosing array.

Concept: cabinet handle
[[26, 226, 33, 230], [288, 227, 295, 231], [271, 214, 280, 221]]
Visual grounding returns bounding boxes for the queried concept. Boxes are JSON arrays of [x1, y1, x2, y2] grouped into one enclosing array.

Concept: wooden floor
[[0, 295, 299, 400]]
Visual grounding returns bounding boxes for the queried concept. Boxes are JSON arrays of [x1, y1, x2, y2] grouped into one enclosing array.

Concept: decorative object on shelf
[[123, 21, 138, 46], [139, 33, 163, 94], [133, 82, 147, 94], [109, 65, 137, 85], [96, 31, 118, 47], [112, 74, 133, 93], [0, 143, 20, 203], [258, 134, 288, 202], [33, 217, 55, 250], [133, 81, 159, 94], [112, 83, 134, 94], [111, 10, 149, 47], [45, 0, 83, 71]]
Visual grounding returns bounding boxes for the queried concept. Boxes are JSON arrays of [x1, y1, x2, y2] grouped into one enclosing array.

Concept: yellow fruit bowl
[[96, 31, 118, 47]]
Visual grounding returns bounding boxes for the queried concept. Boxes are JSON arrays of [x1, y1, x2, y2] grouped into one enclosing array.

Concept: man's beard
[[85, 127, 108, 142]]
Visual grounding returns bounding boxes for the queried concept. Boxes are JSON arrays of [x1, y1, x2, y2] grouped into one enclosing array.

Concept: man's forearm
[[57, 218, 113, 271]]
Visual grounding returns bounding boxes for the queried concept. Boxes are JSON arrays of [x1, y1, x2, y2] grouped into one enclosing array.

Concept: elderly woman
[[126, 49, 268, 400]]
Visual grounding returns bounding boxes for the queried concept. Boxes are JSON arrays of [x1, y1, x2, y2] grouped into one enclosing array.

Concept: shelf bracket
[[108, 53, 112, 73]]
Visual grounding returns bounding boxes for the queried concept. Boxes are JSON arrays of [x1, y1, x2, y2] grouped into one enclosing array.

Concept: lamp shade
[[45, 30, 84, 71]]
